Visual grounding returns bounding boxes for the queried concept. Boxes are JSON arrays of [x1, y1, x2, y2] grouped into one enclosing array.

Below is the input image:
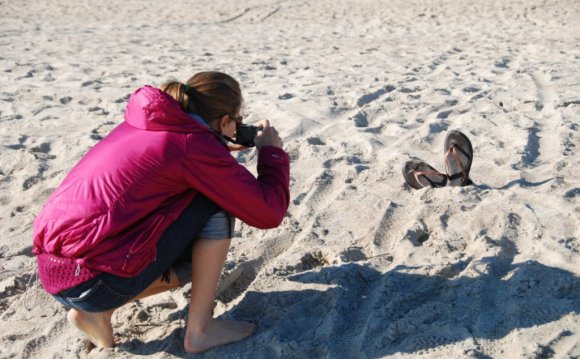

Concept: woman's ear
[[218, 115, 229, 130]]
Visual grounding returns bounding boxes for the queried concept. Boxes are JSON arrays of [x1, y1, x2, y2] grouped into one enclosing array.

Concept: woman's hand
[[254, 120, 283, 150]]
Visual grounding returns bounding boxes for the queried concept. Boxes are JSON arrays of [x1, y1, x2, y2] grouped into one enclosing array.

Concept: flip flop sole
[[444, 130, 473, 186], [402, 160, 448, 189]]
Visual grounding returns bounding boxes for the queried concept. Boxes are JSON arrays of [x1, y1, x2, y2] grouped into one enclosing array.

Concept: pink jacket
[[32, 86, 290, 294]]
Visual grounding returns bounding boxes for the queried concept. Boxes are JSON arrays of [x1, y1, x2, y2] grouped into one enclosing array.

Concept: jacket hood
[[124, 85, 205, 133]]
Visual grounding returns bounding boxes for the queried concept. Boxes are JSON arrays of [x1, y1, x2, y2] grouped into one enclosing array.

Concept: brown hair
[[160, 71, 243, 126]]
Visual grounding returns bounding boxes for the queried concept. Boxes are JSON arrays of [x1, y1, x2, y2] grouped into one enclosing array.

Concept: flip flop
[[444, 130, 473, 186], [402, 160, 448, 189]]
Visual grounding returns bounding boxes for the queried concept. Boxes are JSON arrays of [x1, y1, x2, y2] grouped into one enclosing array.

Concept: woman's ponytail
[[159, 81, 198, 113]]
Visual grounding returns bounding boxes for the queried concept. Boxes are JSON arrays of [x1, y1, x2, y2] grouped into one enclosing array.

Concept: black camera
[[233, 124, 263, 147]]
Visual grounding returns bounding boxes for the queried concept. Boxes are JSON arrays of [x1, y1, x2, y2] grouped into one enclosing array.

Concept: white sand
[[1, 0, 579, 357]]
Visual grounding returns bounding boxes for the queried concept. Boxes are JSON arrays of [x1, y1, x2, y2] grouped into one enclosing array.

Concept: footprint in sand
[[355, 85, 396, 107], [59, 96, 72, 105], [351, 111, 368, 127]]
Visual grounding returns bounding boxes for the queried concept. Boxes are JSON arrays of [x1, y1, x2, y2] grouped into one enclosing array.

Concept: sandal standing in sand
[[402, 160, 448, 189], [444, 130, 473, 186]]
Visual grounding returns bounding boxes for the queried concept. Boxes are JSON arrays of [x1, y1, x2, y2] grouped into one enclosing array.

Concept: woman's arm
[[180, 140, 290, 229]]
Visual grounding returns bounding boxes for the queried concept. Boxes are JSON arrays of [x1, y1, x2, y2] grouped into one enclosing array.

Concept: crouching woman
[[32, 71, 290, 353]]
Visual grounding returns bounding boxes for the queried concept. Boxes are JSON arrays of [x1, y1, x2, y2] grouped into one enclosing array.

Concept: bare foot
[[184, 318, 256, 353], [67, 308, 115, 348]]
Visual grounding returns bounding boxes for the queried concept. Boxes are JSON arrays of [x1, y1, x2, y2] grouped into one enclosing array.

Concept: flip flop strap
[[413, 170, 444, 188], [415, 170, 444, 176], [446, 144, 468, 183]]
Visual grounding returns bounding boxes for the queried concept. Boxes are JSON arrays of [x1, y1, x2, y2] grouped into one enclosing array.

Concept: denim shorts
[[52, 194, 234, 313], [199, 211, 235, 240]]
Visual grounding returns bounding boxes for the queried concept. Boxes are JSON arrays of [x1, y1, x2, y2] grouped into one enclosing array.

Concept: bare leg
[[68, 269, 181, 348], [184, 238, 256, 353], [132, 269, 181, 301]]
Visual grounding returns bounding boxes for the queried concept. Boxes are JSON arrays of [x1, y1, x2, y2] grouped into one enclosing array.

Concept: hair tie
[[184, 84, 190, 94]]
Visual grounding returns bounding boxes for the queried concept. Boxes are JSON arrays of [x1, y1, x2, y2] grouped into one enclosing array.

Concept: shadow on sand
[[122, 248, 579, 358]]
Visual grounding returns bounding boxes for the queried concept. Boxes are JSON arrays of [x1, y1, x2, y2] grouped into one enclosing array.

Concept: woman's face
[[222, 116, 239, 139], [216, 114, 242, 139]]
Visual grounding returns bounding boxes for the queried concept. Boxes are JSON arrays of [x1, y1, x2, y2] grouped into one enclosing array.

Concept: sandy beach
[[1, 0, 579, 357]]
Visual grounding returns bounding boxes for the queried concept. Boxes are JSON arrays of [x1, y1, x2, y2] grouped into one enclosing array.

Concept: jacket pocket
[[121, 214, 166, 274]]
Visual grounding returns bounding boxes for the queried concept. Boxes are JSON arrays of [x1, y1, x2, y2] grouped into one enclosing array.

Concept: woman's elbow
[[252, 209, 286, 229]]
